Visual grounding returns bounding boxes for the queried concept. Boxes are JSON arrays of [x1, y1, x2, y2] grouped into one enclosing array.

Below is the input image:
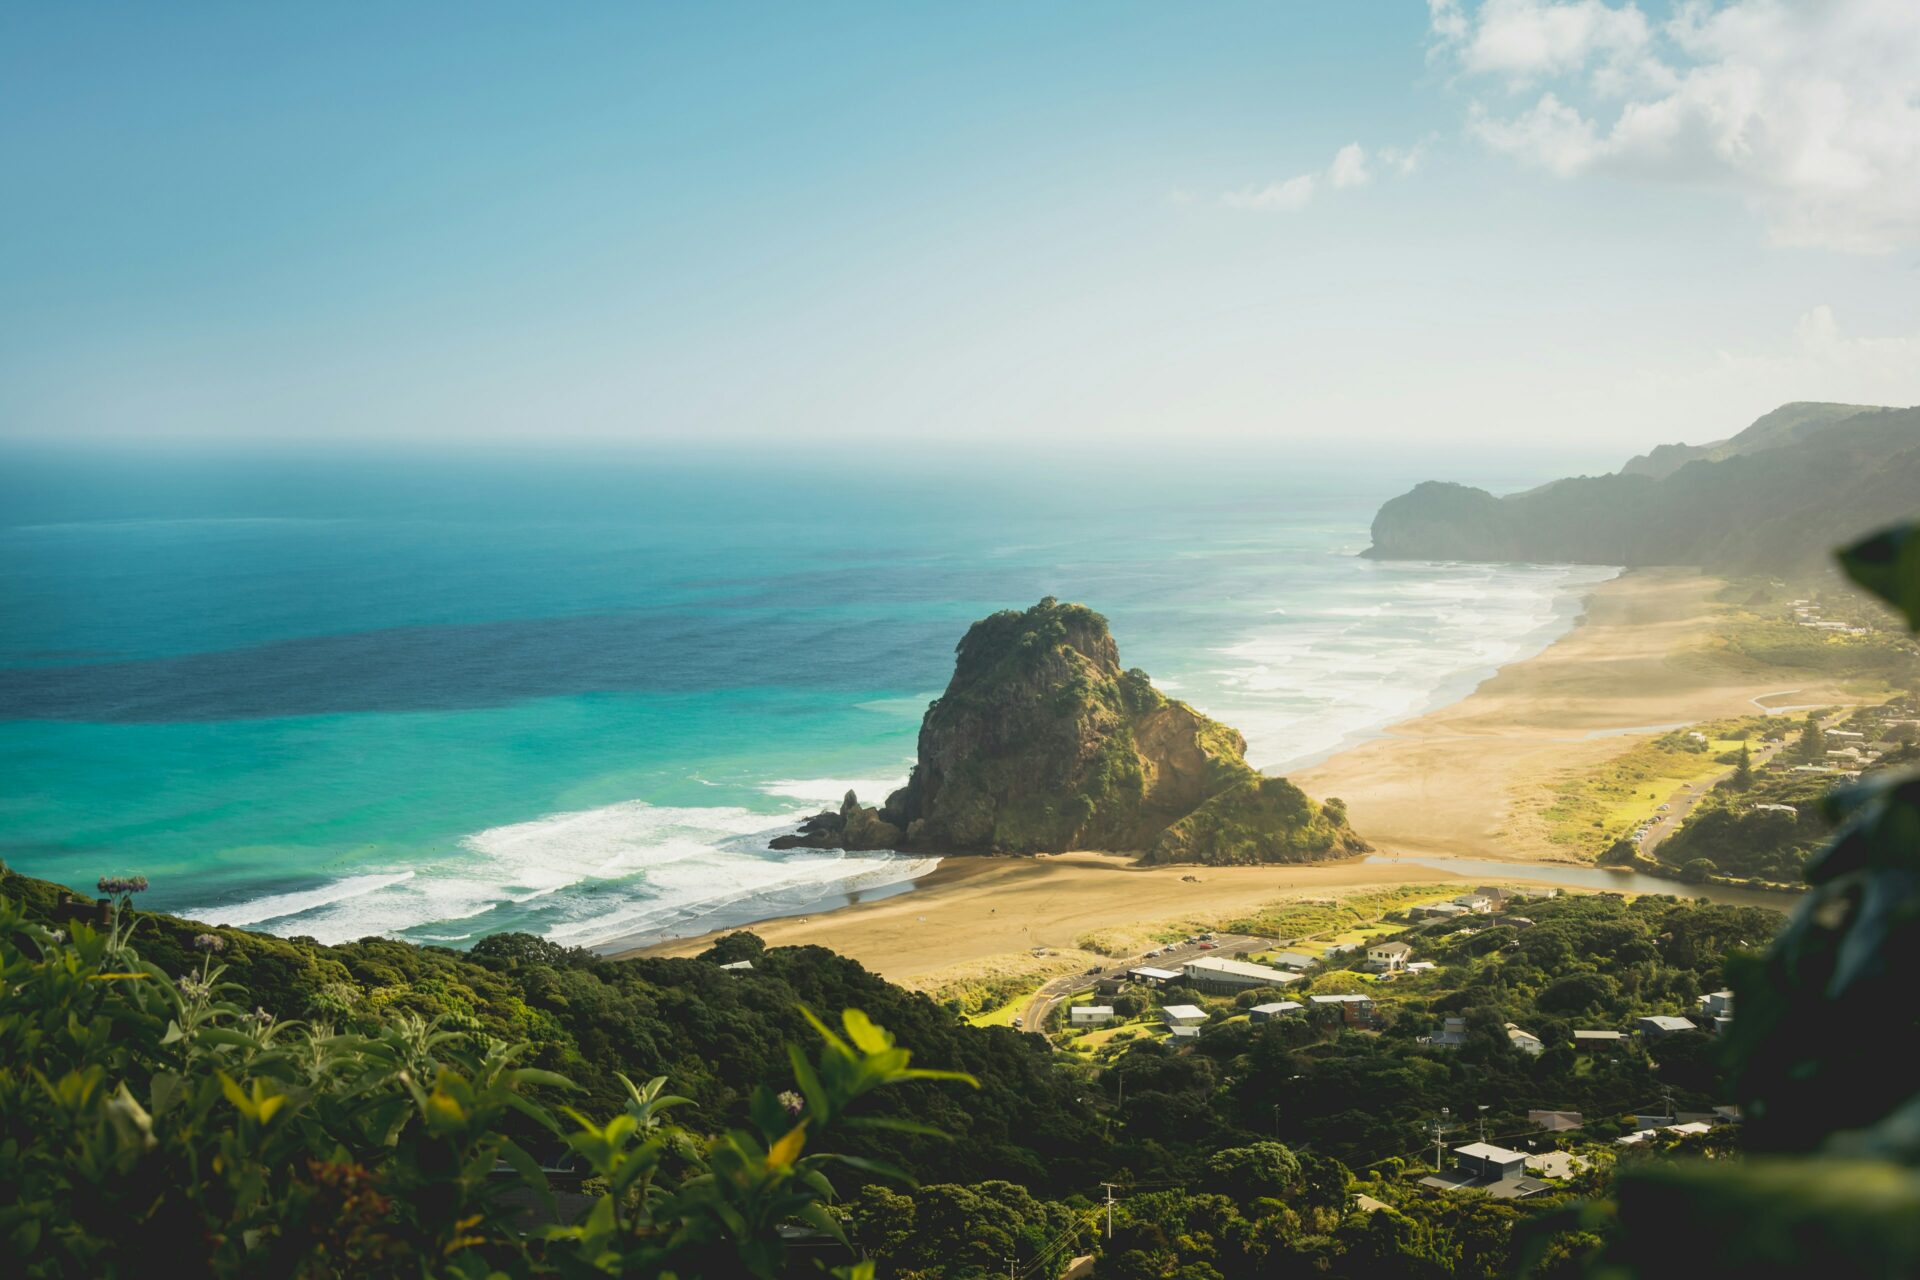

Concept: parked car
[[1198, 942, 1217, 950]]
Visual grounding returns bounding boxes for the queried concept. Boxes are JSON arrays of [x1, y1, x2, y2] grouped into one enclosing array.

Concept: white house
[[1268, 951, 1320, 971], [1182, 956, 1301, 993], [1365, 941, 1412, 973], [1161, 1004, 1207, 1027], [1128, 966, 1181, 985], [1636, 1015, 1697, 1038], [1249, 1001, 1304, 1022], [1506, 1023, 1544, 1056], [1406, 960, 1438, 973], [1070, 1005, 1114, 1026], [718, 960, 754, 972], [1452, 893, 1493, 913]]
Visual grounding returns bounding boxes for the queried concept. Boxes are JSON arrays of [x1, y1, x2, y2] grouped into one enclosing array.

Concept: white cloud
[[1328, 143, 1372, 189], [1222, 172, 1317, 211], [1436, 0, 1920, 252], [1222, 141, 1400, 212]]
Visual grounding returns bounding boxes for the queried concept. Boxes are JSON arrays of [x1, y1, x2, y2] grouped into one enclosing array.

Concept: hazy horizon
[[4, 2, 1918, 455]]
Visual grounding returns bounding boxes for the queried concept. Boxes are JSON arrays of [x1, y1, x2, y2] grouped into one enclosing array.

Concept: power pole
[[1100, 1182, 1118, 1238], [1430, 1107, 1454, 1171]]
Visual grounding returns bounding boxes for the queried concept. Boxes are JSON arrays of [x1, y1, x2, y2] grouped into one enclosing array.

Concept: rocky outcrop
[[775, 597, 1365, 864], [769, 791, 902, 852]]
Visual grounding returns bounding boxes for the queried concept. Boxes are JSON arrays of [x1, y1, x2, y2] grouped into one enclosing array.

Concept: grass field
[[1539, 717, 1790, 854]]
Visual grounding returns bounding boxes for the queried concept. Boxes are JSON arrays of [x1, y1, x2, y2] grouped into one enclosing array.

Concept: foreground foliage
[[0, 892, 974, 1278]]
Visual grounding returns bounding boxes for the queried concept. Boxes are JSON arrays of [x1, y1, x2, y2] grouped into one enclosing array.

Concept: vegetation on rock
[[781, 597, 1364, 864]]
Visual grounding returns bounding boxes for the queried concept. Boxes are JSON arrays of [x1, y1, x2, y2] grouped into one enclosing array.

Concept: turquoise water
[[0, 448, 1613, 947]]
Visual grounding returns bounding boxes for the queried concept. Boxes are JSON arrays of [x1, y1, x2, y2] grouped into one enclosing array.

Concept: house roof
[[718, 960, 754, 971], [1250, 1001, 1303, 1014], [1161, 1004, 1207, 1021], [1168, 1024, 1202, 1038], [1309, 993, 1372, 1004], [1370, 941, 1413, 956], [1638, 1015, 1697, 1031], [1129, 966, 1180, 981], [1269, 951, 1319, 968], [1073, 1005, 1113, 1016], [1455, 1142, 1529, 1163], [1185, 956, 1300, 983], [1528, 1110, 1584, 1131], [1573, 1029, 1624, 1040]]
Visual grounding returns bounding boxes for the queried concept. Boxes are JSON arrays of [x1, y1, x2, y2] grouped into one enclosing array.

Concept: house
[[718, 960, 754, 972], [1309, 993, 1376, 1027], [1422, 1016, 1470, 1048], [1419, 1143, 1549, 1199], [1167, 1023, 1202, 1040], [1506, 1023, 1544, 1056], [1417, 902, 1470, 919], [1452, 893, 1493, 913], [1323, 942, 1361, 957], [1636, 1015, 1697, 1038], [1528, 1110, 1584, 1133], [1696, 990, 1733, 1033], [1573, 1030, 1625, 1050], [1365, 941, 1412, 973], [1094, 977, 1128, 997], [1128, 966, 1181, 986], [1161, 1004, 1208, 1027], [1268, 951, 1320, 971], [1527, 1151, 1591, 1180], [1405, 960, 1438, 973], [1070, 1005, 1114, 1026], [1182, 955, 1302, 993], [1249, 1001, 1304, 1022]]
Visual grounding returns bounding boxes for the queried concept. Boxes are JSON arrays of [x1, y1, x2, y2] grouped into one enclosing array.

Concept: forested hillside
[[1365, 403, 1920, 572]]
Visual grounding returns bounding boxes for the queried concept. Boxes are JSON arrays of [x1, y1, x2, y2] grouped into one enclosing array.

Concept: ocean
[[0, 446, 1615, 949]]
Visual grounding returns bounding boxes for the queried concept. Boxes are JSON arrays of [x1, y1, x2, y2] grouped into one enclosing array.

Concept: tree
[[1677, 857, 1718, 884], [1730, 743, 1754, 791], [1795, 712, 1826, 762]]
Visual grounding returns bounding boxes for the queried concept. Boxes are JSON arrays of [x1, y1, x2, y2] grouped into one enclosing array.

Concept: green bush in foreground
[[0, 887, 975, 1279]]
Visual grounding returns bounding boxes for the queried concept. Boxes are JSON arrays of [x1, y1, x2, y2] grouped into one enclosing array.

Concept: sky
[[1, 1, 1917, 459]]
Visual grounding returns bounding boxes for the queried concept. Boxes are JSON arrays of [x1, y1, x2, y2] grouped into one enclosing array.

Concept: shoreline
[[619, 567, 1844, 979]]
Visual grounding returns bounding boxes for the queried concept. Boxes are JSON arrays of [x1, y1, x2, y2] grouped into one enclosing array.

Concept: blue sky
[[2, 1, 1916, 454]]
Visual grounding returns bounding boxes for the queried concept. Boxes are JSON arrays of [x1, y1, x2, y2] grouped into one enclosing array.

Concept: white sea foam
[[183, 872, 417, 928], [214, 799, 936, 949], [1180, 560, 1619, 772], [758, 776, 909, 806]]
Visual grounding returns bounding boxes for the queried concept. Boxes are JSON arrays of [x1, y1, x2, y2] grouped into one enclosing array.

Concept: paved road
[[1640, 712, 1842, 856], [1017, 933, 1270, 1038]]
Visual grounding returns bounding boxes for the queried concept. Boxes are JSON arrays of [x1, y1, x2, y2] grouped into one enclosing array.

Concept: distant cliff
[[775, 598, 1366, 864], [1366, 403, 1920, 572]]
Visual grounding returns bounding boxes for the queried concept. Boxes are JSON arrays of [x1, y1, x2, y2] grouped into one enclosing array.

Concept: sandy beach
[[1294, 567, 1862, 863], [624, 568, 1849, 980]]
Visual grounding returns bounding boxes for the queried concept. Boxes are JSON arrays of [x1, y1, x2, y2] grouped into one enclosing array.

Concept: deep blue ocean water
[[0, 447, 1614, 948]]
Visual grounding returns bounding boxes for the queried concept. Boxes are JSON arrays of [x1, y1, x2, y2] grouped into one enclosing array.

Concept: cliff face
[[1365, 404, 1920, 573], [777, 598, 1365, 864]]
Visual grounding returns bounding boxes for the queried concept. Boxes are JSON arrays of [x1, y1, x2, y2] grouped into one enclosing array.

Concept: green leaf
[[497, 1137, 558, 1223], [1838, 523, 1920, 629], [840, 1008, 891, 1055]]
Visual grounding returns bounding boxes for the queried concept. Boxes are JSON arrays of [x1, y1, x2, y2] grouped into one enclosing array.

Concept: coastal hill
[[776, 597, 1366, 864], [1365, 401, 1920, 572]]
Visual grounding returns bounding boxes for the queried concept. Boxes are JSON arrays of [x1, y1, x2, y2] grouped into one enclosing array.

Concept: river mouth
[[1362, 854, 1800, 911]]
